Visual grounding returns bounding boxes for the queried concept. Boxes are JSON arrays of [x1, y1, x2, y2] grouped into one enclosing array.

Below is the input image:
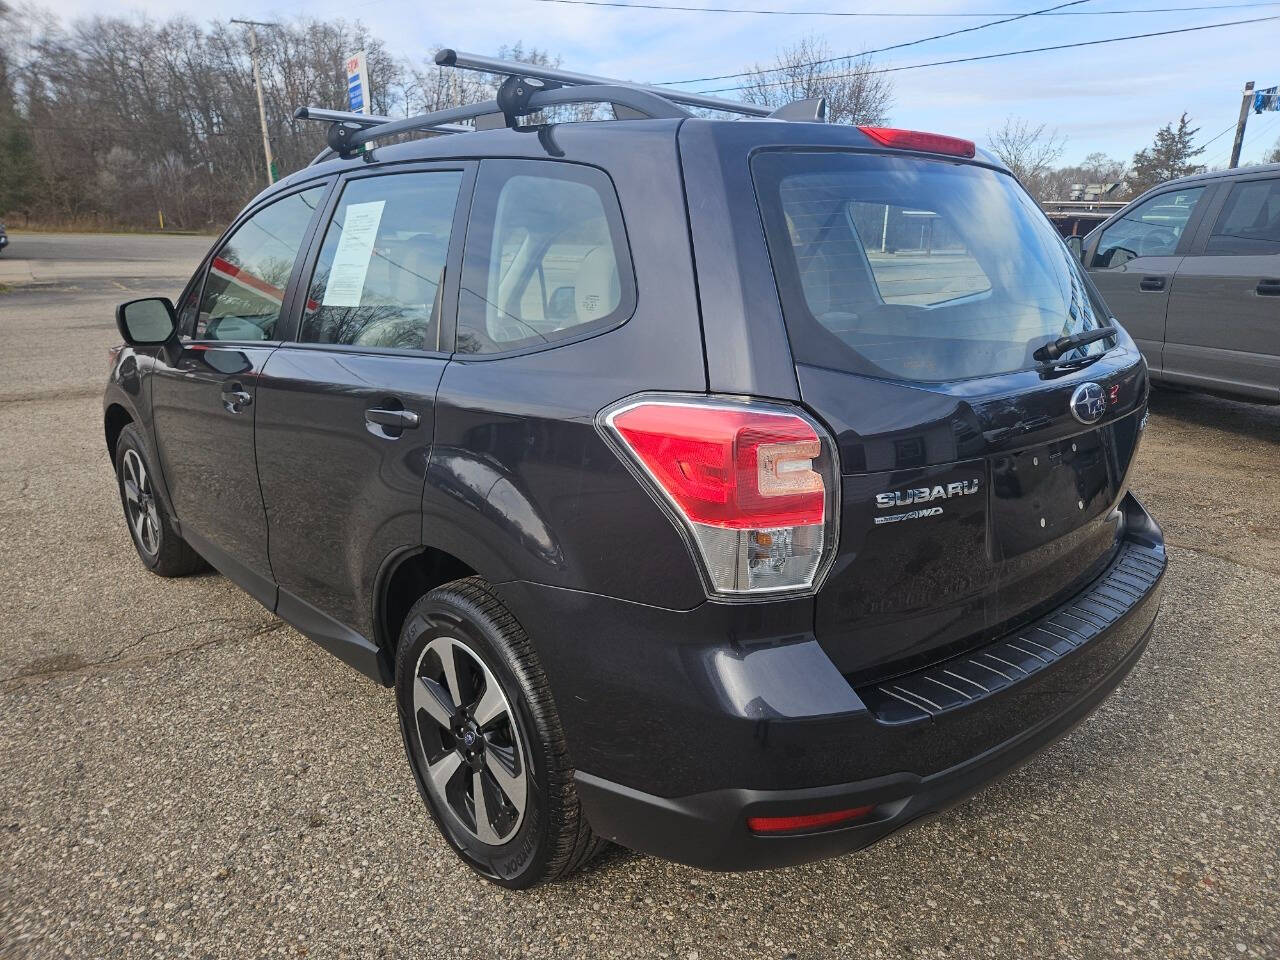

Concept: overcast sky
[[35, 0, 1280, 166]]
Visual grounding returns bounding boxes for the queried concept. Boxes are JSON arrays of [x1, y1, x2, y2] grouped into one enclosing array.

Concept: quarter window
[[1091, 187, 1205, 267], [300, 171, 463, 350], [195, 186, 326, 341], [1206, 178, 1280, 255], [456, 161, 634, 355]]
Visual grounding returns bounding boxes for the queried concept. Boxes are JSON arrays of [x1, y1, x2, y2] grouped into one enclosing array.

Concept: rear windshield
[[752, 151, 1115, 383]]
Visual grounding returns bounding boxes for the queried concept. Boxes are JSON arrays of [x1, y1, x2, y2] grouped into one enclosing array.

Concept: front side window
[[300, 171, 463, 350], [196, 185, 326, 341], [456, 160, 634, 355], [754, 151, 1114, 383], [1092, 187, 1206, 267], [1206, 178, 1280, 255]]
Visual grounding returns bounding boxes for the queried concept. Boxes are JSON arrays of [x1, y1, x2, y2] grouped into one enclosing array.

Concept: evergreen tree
[[1129, 113, 1205, 193]]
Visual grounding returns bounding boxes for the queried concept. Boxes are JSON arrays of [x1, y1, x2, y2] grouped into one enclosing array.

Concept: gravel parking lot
[[1, 232, 1277, 960]]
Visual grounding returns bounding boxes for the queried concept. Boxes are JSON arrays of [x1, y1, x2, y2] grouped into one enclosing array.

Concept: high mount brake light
[[599, 397, 839, 598], [857, 126, 976, 159]]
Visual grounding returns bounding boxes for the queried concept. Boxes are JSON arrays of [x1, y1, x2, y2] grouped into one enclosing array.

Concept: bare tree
[[987, 117, 1067, 200], [0, 10, 569, 229], [1037, 151, 1130, 202], [740, 35, 892, 126], [1265, 137, 1280, 165]]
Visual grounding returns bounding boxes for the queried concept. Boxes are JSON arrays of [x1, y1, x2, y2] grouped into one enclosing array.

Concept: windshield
[[752, 151, 1115, 383]]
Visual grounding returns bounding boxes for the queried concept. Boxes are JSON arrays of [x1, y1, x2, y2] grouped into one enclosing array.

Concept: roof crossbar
[[295, 47, 826, 165], [299, 83, 690, 162], [294, 105, 471, 136], [434, 48, 776, 119], [347, 83, 687, 146]]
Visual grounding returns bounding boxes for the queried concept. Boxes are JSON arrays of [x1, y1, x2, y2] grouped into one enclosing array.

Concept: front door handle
[[365, 408, 421, 429], [1257, 278, 1280, 296], [221, 383, 253, 413], [1139, 276, 1166, 292]]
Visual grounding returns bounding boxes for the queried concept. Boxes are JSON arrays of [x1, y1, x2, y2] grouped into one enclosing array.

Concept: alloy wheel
[[121, 448, 161, 557], [412, 635, 528, 845]]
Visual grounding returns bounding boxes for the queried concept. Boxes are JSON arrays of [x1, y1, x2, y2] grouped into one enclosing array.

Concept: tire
[[395, 577, 605, 888], [113, 423, 206, 577]]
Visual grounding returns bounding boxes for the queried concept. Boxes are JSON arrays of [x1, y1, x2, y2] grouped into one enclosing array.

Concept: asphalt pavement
[[0, 232, 1277, 959]]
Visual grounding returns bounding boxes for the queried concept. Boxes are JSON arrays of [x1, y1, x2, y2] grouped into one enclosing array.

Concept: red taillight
[[857, 126, 976, 159], [599, 396, 838, 597], [608, 404, 823, 528], [747, 806, 874, 834]]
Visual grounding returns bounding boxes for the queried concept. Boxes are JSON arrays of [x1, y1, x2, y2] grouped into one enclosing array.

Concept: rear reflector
[[858, 126, 976, 159], [599, 396, 839, 598], [747, 806, 875, 834]]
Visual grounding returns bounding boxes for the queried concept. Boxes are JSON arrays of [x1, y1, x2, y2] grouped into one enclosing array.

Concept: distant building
[[1068, 181, 1125, 202], [1041, 182, 1126, 238]]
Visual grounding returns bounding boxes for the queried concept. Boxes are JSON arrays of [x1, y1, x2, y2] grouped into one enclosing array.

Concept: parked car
[[1072, 163, 1280, 403], [0, 221, 8, 254], [104, 54, 1165, 888]]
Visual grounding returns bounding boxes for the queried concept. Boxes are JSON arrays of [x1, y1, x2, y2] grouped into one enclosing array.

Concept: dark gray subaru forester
[[104, 51, 1165, 888]]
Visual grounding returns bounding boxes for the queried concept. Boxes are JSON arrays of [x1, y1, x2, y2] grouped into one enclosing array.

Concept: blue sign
[[346, 51, 369, 115]]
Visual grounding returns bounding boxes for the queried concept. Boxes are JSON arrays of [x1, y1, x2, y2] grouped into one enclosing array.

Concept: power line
[[695, 14, 1280, 94], [666, 0, 1092, 85], [1197, 84, 1279, 156], [525, 0, 1280, 16], [1206, 110, 1280, 166], [1198, 119, 1245, 152]]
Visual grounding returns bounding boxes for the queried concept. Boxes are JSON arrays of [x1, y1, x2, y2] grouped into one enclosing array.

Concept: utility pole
[[1229, 80, 1255, 169], [232, 18, 278, 186]]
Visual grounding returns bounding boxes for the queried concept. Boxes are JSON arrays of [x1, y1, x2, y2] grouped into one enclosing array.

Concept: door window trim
[[453, 158, 638, 361], [276, 160, 479, 358], [180, 176, 336, 346]]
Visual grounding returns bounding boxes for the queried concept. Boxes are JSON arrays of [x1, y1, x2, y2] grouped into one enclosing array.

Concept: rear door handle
[[1139, 276, 1166, 292], [365, 407, 421, 429], [1257, 279, 1280, 296], [221, 383, 253, 413]]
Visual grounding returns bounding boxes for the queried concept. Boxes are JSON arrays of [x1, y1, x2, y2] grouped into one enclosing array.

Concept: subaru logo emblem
[[1070, 382, 1106, 424]]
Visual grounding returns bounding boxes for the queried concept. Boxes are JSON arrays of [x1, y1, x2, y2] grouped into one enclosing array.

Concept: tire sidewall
[[395, 590, 554, 888], [114, 424, 162, 570]]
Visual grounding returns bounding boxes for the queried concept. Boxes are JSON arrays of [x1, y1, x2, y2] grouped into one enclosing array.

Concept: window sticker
[[321, 200, 385, 307]]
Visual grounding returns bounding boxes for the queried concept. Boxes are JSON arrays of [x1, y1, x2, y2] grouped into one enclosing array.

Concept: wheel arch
[[376, 545, 478, 663], [104, 403, 134, 462]]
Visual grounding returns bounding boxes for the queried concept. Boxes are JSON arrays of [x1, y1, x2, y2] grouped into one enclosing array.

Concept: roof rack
[[295, 48, 826, 164]]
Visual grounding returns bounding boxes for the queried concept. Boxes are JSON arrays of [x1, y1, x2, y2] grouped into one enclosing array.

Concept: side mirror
[[116, 297, 177, 346], [1065, 236, 1084, 263]]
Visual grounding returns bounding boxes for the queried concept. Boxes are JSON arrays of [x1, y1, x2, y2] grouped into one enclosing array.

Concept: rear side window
[[1206, 178, 1280, 255], [196, 186, 325, 341], [753, 151, 1114, 383], [300, 170, 463, 351], [456, 160, 634, 355], [1092, 187, 1205, 267]]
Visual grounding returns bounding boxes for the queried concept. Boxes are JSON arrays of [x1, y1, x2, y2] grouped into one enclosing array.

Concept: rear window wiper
[[1033, 324, 1118, 364]]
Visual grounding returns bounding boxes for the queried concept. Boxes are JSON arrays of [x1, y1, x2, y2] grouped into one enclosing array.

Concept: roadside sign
[[346, 51, 370, 115]]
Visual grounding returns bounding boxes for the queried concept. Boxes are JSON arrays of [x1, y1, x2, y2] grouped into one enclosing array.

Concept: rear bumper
[[494, 493, 1165, 871], [575, 610, 1155, 870]]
